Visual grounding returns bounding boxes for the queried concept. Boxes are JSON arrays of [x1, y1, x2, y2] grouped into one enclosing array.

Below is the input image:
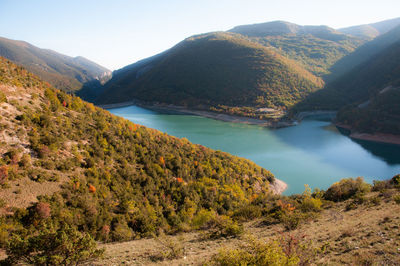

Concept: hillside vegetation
[[0, 57, 277, 264], [0, 37, 111, 92], [294, 26, 400, 116], [295, 41, 400, 136], [327, 25, 400, 82], [90, 177, 400, 265], [97, 32, 323, 111], [229, 21, 365, 76]]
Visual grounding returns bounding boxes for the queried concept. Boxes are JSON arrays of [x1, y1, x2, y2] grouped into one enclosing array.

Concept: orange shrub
[[88, 184, 96, 193], [0, 166, 8, 185]]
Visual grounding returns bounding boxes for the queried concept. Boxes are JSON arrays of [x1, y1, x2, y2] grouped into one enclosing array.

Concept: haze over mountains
[[338, 17, 400, 38], [0, 36, 111, 92]]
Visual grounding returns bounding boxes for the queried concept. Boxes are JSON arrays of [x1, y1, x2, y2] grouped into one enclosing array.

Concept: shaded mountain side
[[338, 17, 400, 39], [336, 87, 400, 135], [77, 52, 167, 102], [293, 37, 400, 136], [228, 20, 365, 76], [328, 25, 400, 81], [294, 39, 400, 112], [0, 36, 111, 92], [0, 56, 277, 247], [96, 32, 323, 110]]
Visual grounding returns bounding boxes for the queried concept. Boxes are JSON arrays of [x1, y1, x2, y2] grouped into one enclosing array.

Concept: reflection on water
[[351, 139, 400, 165], [109, 105, 400, 195]]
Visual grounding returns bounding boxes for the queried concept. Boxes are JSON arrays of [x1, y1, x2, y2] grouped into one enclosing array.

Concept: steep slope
[[328, 25, 400, 81], [296, 27, 400, 113], [294, 36, 400, 136], [338, 17, 400, 39], [229, 21, 365, 76], [97, 32, 323, 110], [0, 56, 277, 248], [0, 36, 111, 92]]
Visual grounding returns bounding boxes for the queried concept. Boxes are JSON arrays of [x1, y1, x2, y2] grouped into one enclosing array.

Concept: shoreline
[[270, 178, 288, 195], [99, 101, 400, 147], [336, 123, 400, 146], [100, 101, 297, 128]]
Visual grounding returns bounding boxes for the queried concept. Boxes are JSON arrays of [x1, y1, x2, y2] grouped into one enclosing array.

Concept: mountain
[[334, 40, 400, 135], [328, 24, 400, 81], [0, 36, 111, 92], [0, 56, 277, 254], [295, 25, 400, 113], [338, 17, 400, 39], [228, 21, 365, 76], [96, 32, 323, 111]]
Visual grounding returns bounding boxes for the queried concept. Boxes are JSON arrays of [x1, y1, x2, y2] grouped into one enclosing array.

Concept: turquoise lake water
[[109, 105, 400, 195]]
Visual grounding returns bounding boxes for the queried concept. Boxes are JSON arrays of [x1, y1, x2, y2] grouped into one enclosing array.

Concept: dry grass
[[87, 190, 400, 265]]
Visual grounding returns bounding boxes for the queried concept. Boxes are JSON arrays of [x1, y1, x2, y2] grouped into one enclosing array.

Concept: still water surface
[[109, 105, 400, 195]]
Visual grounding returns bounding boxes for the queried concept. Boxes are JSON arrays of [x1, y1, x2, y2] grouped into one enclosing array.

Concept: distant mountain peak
[[0, 36, 110, 92], [338, 17, 400, 39]]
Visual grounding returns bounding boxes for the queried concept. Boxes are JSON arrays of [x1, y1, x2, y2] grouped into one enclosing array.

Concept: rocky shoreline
[[336, 123, 400, 146], [270, 178, 288, 195], [99, 101, 400, 147], [100, 101, 296, 128]]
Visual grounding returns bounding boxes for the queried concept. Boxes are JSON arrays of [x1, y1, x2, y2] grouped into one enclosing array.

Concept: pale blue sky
[[0, 0, 399, 70]]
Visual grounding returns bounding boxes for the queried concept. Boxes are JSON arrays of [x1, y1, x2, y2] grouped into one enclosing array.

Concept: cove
[[109, 105, 400, 195]]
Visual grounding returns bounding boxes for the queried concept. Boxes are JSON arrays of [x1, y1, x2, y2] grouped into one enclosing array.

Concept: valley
[[1, 5, 400, 264]]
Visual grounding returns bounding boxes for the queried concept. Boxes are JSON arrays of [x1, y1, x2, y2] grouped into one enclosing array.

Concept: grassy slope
[[0, 36, 111, 92], [97, 32, 323, 110], [0, 56, 275, 243]]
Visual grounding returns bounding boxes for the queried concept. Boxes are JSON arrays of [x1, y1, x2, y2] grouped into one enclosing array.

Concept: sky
[[0, 0, 399, 70]]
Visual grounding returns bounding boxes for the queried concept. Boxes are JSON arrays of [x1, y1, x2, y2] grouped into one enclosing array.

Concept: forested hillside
[[229, 21, 365, 76], [96, 32, 323, 111], [0, 57, 277, 263], [0, 37, 111, 92]]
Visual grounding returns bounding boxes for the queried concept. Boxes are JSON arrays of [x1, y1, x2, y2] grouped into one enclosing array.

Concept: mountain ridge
[[95, 32, 324, 112], [0, 36, 111, 92]]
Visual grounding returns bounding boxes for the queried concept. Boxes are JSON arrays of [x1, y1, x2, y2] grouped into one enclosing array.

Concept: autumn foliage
[[88, 184, 96, 193], [0, 166, 8, 185]]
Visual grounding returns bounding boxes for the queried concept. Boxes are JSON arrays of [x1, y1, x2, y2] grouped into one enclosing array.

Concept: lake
[[109, 105, 400, 195]]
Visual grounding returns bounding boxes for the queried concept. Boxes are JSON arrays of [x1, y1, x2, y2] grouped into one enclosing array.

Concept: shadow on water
[[350, 139, 400, 165]]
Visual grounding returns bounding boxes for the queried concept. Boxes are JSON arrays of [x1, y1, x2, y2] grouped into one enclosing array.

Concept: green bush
[[232, 204, 262, 222], [210, 236, 299, 265], [279, 211, 309, 231], [392, 174, 400, 187], [0, 91, 7, 103], [3, 223, 104, 265], [324, 177, 371, 202], [300, 195, 322, 213], [191, 209, 217, 229], [372, 180, 390, 192], [393, 194, 400, 204], [205, 215, 243, 239]]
